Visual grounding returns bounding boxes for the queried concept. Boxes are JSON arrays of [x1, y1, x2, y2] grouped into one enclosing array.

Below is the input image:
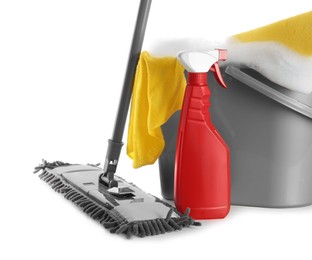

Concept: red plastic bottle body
[[174, 72, 230, 219]]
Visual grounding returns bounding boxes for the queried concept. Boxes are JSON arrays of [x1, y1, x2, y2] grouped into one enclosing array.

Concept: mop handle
[[102, 0, 152, 179]]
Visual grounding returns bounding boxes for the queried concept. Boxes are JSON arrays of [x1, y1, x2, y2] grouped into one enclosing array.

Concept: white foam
[[148, 37, 224, 57], [148, 37, 312, 94], [226, 38, 312, 94]]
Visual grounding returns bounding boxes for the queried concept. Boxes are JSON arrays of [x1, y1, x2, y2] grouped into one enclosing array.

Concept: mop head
[[226, 11, 312, 94], [34, 160, 199, 238]]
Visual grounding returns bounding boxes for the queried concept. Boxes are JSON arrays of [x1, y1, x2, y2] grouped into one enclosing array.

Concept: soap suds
[[148, 37, 224, 57], [148, 37, 312, 94], [226, 38, 312, 94]]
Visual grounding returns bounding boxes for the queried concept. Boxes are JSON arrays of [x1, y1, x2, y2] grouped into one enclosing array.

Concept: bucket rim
[[225, 65, 312, 120]]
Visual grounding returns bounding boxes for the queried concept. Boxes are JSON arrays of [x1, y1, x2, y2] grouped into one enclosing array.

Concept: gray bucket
[[159, 65, 312, 207]]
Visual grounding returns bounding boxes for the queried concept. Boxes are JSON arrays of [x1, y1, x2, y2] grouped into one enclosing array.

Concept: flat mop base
[[34, 160, 199, 238]]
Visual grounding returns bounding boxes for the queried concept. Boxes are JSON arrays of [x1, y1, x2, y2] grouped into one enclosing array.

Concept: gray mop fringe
[[34, 160, 200, 238]]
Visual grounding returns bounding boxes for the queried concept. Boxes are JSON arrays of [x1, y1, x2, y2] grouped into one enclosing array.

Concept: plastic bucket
[[159, 65, 312, 207]]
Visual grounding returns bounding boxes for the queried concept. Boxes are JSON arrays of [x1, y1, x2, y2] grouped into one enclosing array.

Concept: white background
[[1, 0, 312, 259]]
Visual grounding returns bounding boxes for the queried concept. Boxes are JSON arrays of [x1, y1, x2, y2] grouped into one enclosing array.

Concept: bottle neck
[[187, 72, 207, 85]]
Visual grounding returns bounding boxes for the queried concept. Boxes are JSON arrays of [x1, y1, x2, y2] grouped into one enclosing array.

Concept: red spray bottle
[[174, 50, 230, 219]]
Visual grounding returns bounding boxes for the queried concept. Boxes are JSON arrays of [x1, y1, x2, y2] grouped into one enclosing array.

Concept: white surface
[[1, 1, 312, 260]]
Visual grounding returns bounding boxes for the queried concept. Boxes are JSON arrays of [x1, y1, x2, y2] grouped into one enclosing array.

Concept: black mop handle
[[102, 0, 152, 180], [112, 0, 151, 142]]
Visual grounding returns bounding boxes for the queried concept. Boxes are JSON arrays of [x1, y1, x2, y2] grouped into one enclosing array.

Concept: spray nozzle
[[217, 49, 227, 61], [178, 49, 227, 88]]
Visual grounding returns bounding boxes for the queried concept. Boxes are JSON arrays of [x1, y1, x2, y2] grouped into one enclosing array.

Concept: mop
[[34, 0, 199, 238]]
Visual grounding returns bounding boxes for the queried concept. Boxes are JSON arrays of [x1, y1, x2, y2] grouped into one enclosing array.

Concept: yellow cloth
[[234, 11, 312, 56], [127, 51, 186, 168]]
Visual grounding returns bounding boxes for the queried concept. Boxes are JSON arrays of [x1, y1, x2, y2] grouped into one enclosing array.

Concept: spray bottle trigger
[[210, 62, 227, 88]]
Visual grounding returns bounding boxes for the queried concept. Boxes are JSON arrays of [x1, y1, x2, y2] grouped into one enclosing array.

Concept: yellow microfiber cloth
[[234, 11, 312, 56], [127, 51, 186, 168], [226, 11, 312, 93]]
